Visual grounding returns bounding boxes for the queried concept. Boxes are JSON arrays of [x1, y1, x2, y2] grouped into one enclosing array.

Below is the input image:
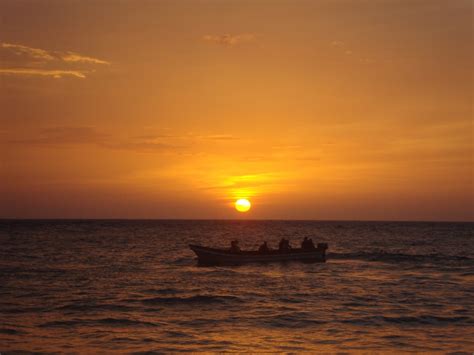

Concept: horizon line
[[0, 218, 472, 223]]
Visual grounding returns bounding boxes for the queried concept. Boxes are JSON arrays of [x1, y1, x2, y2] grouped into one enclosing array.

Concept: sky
[[0, 0, 472, 220]]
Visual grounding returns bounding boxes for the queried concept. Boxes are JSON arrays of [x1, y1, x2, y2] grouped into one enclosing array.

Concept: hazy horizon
[[1, 217, 472, 223]]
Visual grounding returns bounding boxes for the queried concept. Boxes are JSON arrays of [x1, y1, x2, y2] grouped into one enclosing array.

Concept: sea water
[[1, 220, 473, 352]]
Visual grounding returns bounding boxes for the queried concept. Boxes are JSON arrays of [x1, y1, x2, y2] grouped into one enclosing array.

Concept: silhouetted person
[[230, 240, 241, 253], [258, 241, 270, 253], [278, 238, 291, 252], [302, 237, 316, 250], [278, 238, 285, 251], [301, 237, 309, 249]]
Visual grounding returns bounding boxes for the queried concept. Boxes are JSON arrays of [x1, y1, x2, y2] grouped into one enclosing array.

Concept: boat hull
[[189, 244, 327, 265]]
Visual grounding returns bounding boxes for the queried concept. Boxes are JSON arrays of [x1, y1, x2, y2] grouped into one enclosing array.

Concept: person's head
[[304, 237, 308, 241]]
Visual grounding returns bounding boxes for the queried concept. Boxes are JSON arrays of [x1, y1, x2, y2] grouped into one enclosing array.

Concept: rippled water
[[1, 220, 473, 352]]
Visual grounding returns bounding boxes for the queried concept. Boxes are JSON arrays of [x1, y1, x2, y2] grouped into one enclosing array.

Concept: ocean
[[1, 220, 473, 353]]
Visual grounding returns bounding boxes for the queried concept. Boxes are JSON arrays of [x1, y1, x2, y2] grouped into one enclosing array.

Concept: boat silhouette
[[189, 243, 328, 265]]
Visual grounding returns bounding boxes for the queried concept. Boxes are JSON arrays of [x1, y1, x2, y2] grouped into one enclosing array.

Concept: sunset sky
[[1, 0, 472, 220]]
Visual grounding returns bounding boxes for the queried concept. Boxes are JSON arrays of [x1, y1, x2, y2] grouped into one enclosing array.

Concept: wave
[[382, 315, 472, 325], [328, 251, 473, 264], [40, 318, 160, 328], [55, 303, 135, 312], [172, 257, 193, 266], [0, 306, 47, 314], [140, 295, 242, 305], [141, 287, 183, 295], [0, 328, 25, 335], [258, 315, 327, 328], [339, 315, 472, 326]]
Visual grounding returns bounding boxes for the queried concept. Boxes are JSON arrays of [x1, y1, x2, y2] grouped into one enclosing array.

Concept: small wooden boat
[[189, 243, 328, 265]]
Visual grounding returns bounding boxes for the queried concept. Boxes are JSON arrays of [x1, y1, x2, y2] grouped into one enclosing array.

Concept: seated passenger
[[278, 238, 291, 252], [307, 238, 315, 250], [301, 237, 309, 249], [230, 240, 241, 253], [278, 238, 285, 251], [258, 241, 270, 253]]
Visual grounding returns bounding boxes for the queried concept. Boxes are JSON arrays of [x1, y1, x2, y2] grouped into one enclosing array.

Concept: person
[[301, 237, 309, 249], [301, 237, 316, 250], [278, 238, 291, 252], [258, 241, 270, 253], [230, 240, 241, 253], [278, 238, 285, 251]]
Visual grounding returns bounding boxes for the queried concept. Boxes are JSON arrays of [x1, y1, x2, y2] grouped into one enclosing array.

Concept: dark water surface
[[1, 220, 473, 353]]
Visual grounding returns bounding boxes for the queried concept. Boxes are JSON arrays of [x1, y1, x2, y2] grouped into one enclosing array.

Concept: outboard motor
[[317, 243, 328, 260], [317, 243, 328, 250]]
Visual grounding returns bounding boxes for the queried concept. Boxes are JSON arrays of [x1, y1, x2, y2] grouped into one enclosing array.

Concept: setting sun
[[235, 199, 251, 212]]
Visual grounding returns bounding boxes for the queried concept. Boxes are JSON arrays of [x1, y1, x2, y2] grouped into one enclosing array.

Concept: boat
[[189, 243, 328, 265]]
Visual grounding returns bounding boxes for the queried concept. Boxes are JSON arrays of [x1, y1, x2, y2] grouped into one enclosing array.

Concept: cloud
[[331, 40, 374, 63], [61, 52, 109, 65], [1, 43, 54, 61], [201, 173, 283, 191], [197, 134, 240, 141], [106, 134, 228, 152], [134, 133, 240, 142], [9, 127, 107, 145], [8, 126, 182, 153], [103, 141, 179, 152], [0, 42, 109, 79], [202, 33, 257, 46], [331, 41, 345, 47], [7, 127, 240, 153], [0, 68, 86, 79], [331, 40, 351, 54]]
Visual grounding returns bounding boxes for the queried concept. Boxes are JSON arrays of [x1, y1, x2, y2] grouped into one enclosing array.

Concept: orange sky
[[0, 0, 472, 220]]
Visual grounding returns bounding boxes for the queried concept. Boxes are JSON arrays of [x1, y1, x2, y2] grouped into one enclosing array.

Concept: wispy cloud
[[9, 127, 107, 145], [0, 68, 86, 79], [7, 127, 244, 155], [103, 141, 180, 152], [1, 43, 54, 61], [196, 134, 240, 141], [202, 33, 257, 46], [331, 40, 352, 54], [134, 133, 240, 142], [0, 42, 109, 79], [331, 41, 344, 47], [331, 40, 374, 63], [8, 126, 182, 153], [60, 52, 109, 65]]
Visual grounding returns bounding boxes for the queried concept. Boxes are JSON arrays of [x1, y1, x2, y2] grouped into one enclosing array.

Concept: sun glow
[[235, 198, 251, 212]]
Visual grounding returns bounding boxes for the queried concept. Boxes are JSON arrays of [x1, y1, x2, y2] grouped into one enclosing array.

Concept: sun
[[235, 198, 251, 212]]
